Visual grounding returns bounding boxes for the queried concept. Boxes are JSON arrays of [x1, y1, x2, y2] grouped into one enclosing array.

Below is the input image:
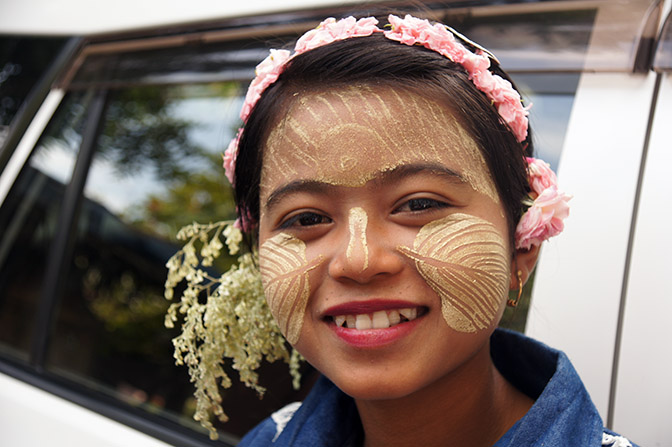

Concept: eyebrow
[[263, 162, 467, 214], [264, 180, 335, 214], [377, 162, 466, 186]]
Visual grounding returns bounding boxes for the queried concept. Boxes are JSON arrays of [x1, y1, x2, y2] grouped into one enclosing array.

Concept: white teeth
[[372, 311, 390, 329], [388, 310, 400, 326], [332, 308, 420, 330], [399, 308, 417, 320], [355, 314, 372, 330]]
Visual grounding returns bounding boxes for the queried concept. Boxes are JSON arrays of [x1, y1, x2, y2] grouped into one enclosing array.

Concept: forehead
[[260, 85, 498, 201]]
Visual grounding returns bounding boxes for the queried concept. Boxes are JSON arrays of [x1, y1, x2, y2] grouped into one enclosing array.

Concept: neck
[[355, 341, 533, 447]]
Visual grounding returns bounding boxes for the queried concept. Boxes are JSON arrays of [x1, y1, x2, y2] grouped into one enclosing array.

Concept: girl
[[166, 14, 635, 447]]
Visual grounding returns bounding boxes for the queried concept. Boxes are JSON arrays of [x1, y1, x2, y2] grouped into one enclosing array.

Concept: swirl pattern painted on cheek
[[398, 214, 509, 332], [259, 233, 323, 344]]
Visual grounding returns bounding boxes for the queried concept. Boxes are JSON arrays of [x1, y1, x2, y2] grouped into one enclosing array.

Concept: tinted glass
[[0, 36, 68, 143], [43, 84, 315, 441], [0, 91, 90, 361], [514, 73, 580, 171], [448, 9, 596, 71], [654, 11, 672, 71], [70, 39, 272, 89]]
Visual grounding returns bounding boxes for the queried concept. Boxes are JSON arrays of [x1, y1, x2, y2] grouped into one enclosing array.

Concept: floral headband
[[223, 14, 570, 249]]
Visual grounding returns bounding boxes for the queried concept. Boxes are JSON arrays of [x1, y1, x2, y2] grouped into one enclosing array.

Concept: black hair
[[234, 24, 532, 249]]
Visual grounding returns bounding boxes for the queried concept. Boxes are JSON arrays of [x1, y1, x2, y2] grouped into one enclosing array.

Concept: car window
[[44, 83, 316, 440], [0, 90, 89, 362]]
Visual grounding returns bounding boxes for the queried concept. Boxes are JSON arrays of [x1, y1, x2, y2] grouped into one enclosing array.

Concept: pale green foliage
[[164, 221, 302, 440]]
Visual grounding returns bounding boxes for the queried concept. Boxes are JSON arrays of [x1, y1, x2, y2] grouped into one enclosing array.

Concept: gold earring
[[507, 270, 523, 307]]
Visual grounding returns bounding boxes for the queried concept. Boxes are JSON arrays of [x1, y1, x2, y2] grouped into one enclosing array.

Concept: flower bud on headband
[[223, 14, 571, 248]]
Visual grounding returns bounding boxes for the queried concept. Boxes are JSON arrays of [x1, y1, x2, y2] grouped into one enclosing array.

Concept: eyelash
[[393, 197, 451, 214], [279, 212, 332, 229], [277, 197, 449, 229]]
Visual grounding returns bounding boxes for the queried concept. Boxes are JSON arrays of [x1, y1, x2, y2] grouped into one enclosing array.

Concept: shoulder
[[237, 402, 302, 446]]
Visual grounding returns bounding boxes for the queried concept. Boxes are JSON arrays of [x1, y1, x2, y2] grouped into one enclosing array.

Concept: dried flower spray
[[164, 221, 302, 440]]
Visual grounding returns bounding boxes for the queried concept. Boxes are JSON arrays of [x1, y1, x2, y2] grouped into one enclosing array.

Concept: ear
[[509, 244, 541, 290]]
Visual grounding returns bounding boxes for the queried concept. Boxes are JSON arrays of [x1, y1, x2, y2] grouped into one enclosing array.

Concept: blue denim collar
[[491, 329, 604, 445], [239, 329, 616, 447]]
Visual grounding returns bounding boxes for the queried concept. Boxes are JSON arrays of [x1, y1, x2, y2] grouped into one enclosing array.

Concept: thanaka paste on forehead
[[398, 213, 509, 332], [258, 233, 323, 344], [261, 86, 499, 204], [263, 86, 425, 183], [346, 207, 369, 272]]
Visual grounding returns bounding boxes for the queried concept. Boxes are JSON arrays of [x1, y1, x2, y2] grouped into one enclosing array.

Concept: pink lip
[[321, 299, 421, 317], [322, 300, 426, 349]]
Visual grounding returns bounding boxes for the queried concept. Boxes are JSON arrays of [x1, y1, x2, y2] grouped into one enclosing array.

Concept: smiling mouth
[[328, 307, 427, 330]]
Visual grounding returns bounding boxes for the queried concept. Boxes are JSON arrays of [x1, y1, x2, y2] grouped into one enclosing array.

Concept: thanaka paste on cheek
[[346, 207, 369, 272], [259, 233, 323, 344], [260, 86, 499, 204], [398, 213, 509, 332]]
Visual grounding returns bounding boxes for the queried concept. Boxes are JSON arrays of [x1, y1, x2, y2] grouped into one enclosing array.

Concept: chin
[[327, 372, 425, 402], [339, 384, 411, 402]]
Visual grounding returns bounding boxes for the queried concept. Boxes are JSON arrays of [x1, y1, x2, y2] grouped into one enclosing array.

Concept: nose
[[328, 207, 403, 283]]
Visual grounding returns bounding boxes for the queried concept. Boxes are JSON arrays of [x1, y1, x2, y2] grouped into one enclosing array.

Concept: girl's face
[[257, 86, 514, 400]]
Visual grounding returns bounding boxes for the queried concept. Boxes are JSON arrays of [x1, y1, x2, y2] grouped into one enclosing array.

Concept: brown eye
[[394, 198, 450, 214], [280, 212, 332, 228]]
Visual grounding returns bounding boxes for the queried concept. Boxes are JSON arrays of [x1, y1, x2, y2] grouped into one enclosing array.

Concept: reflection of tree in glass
[[84, 268, 169, 358], [97, 84, 239, 241], [127, 152, 237, 243], [38, 91, 93, 156], [99, 87, 205, 180]]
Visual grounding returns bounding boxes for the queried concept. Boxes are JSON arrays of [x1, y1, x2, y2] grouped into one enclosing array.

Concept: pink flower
[[350, 16, 380, 36], [487, 76, 518, 103], [233, 207, 255, 233], [294, 18, 338, 53], [240, 49, 291, 122], [497, 100, 528, 142], [526, 157, 557, 193], [470, 70, 497, 93], [461, 52, 490, 74], [515, 157, 572, 250], [385, 14, 421, 45], [515, 187, 571, 250], [386, 16, 453, 54], [295, 16, 380, 54], [222, 128, 241, 185]]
